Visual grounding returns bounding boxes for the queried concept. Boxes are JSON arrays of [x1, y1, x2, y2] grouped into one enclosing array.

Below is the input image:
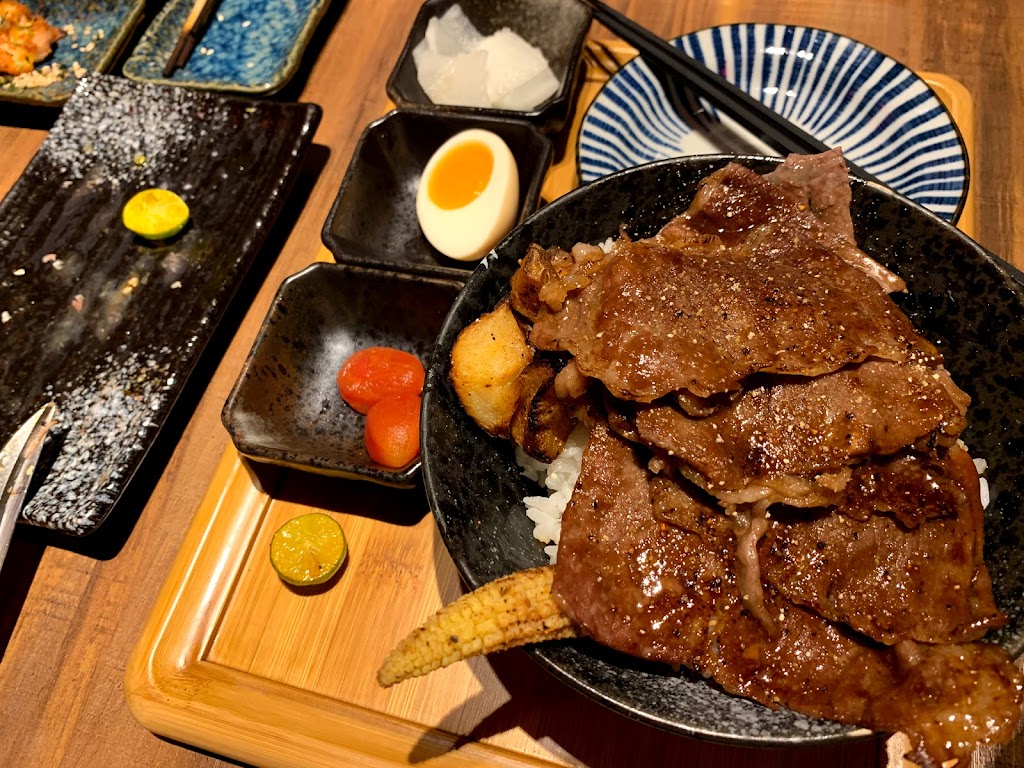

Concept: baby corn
[[377, 565, 577, 686]]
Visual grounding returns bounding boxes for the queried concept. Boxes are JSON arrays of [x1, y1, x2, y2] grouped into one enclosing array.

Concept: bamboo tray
[[125, 42, 980, 768]]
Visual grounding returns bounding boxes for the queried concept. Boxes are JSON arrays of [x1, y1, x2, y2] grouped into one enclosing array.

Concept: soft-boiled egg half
[[416, 129, 519, 262]]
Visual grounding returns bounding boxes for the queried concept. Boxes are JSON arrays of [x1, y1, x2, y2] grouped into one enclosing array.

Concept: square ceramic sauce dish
[[386, 0, 592, 134], [321, 107, 553, 281], [222, 263, 462, 487], [122, 0, 332, 95]]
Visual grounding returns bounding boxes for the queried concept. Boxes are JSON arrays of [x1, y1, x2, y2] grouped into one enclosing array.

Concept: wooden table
[[1, 1, 1022, 766]]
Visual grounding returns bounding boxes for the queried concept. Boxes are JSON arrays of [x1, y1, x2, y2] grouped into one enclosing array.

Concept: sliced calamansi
[[270, 513, 348, 587], [122, 188, 190, 240]]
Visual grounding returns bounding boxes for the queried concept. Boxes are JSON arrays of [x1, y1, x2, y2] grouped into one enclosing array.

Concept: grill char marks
[[629, 360, 969, 506], [760, 444, 1007, 645], [763, 147, 858, 243], [551, 423, 736, 663], [688, 152, 907, 293]]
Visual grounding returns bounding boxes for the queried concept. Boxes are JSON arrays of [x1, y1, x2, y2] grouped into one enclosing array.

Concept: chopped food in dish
[[337, 346, 425, 468], [337, 346, 425, 415], [364, 394, 421, 469], [412, 4, 559, 111], [270, 513, 347, 587], [122, 188, 190, 241], [381, 149, 1023, 768], [0, 1, 63, 75], [416, 128, 519, 261]]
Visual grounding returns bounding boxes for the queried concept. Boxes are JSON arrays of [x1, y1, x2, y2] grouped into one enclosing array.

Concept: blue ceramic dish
[[0, 0, 144, 106], [578, 24, 969, 223], [122, 0, 331, 94]]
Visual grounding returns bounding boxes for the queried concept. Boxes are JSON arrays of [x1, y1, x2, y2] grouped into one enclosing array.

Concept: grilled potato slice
[[450, 300, 533, 436]]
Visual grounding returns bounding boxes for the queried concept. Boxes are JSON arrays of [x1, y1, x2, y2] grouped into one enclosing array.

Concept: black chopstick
[[579, 0, 883, 185], [163, 0, 222, 77]]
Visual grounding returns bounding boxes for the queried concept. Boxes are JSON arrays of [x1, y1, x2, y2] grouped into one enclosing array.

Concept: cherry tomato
[[364, 395, 421, 468], [337, 347, 425, 415]]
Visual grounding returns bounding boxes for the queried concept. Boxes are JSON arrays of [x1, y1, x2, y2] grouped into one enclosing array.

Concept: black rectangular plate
[[0, 75, 321, 534]]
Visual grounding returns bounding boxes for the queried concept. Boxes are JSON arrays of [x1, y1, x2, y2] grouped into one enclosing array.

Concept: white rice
[[974, 456, 990, 509], [962, 440, 990, 509], [517, 425, 589, 563]]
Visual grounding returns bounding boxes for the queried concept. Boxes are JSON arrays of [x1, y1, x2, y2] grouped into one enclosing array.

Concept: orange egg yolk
[[428, 140, 494, 210]]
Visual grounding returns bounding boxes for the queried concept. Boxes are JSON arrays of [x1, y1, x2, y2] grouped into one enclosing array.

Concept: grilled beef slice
[[684, 157, 906, 293], [528, 233, 937, 402], [763, 148, 858, 243], [760, 444, 1006, 645], [551, 424, 1022, 767], [629, 360, 969, 506]]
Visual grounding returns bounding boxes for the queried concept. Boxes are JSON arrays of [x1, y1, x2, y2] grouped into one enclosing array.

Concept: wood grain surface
[[1, 1, 1022, 767]]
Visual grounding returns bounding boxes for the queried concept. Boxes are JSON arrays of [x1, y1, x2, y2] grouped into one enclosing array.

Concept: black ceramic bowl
[[223, 263, 462, 487], [421, 156, 1024, 745], [321, 108, 553, 281], [385, 0, 592, 134]]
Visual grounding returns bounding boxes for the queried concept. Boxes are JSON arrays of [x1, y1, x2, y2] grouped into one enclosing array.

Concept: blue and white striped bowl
[[577, 24, 968, 222]]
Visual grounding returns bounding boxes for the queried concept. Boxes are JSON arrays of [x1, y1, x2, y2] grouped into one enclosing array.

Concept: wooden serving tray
[[125, 43, 979, 768]]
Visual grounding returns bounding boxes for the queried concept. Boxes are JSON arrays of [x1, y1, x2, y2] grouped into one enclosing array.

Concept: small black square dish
[[222, 263, 462, 487], [321, 108, 553, 281], [386, 0, 592, 133]]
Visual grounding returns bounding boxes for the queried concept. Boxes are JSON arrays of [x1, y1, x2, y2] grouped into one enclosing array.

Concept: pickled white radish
[[412, 5, 559, 111], [478, 29, 559, 109]]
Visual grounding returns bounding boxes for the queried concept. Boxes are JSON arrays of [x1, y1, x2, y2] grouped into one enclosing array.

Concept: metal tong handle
[[0, 403, 58, 568]]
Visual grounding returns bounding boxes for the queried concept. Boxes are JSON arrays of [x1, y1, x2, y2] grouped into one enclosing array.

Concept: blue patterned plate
[[122, 0, 331, 94], [578, 24, 969, 223], [0, 0, 144, 106]]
